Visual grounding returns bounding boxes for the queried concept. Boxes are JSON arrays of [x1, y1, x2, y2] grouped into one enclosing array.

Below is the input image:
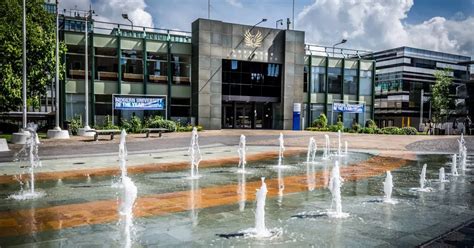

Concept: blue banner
[[114, 96, 166, 110], [332, 103, 365, 113]]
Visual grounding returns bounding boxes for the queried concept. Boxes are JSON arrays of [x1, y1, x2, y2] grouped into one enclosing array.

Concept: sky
[[60, 0, 474, 58]]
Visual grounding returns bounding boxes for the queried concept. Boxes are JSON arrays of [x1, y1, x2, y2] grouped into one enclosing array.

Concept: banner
[[332, 103, 365, 113], [114, 96, 166, 110]]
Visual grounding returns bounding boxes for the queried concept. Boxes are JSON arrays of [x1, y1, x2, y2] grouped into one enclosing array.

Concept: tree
[[432, 69, 453, 123], [0, 0, 66, 112]]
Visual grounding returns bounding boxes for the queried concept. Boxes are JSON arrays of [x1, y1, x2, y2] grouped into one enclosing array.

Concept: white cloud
[[226, 0, 243, 8], [60, 0, 154, 29], [297, 0, 473, 57]]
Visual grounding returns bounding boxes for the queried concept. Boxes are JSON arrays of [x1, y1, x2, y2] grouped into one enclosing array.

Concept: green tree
[[0, 0, 66, 112], [432, 69, 453, 123]]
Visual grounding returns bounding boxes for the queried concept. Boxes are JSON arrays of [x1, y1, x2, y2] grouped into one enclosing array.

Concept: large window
[[147, 52, 168, 84], [95, 47, 118, 81], [121, 49, 143, 82], [172, 54, 191, 85], [360, 70, 372, 96], [328, 67, 342, 94], [311, 67, 326, 93], [343, 69, 358, 95], [222, 60, 281, 98], [66, 45, 88, 79]]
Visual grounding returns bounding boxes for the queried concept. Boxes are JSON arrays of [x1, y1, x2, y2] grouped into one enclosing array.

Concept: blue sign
[[114, 96, 166, 110], [332, 103, 365, 113]]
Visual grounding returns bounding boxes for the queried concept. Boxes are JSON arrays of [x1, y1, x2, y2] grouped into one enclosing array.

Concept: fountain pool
[[0, 152, 473, 247]]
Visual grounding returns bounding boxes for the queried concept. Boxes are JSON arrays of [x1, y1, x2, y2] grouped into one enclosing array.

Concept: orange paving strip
[[0, 155, 409, 238], [0, 149, 304, 185]]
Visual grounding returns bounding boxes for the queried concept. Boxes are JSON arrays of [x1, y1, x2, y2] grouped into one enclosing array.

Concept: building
[[54, 15, 377, 130], [5, 4, 375, 131], [372, 47, 471, 128]]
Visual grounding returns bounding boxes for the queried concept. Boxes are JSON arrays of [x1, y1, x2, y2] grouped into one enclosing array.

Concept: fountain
[[306, 159, 316, 191], [439, 167, 449, 182], [115, 129, 138, 248], [277, 133, 285, 167], [189, 179, 199, 226], [410, 164, 433, 192], [451, 154, 459, 176], [306, 137, 317, 163], [188, 127, 202, 179], [323, 134, 331, 160], [337, 130, 342, 156], [237, 134, 247, 173], [277, 165, 285, 205], [460, 146, 467, 171], [9, 124, 44, 200], [383, 171, 397, 204], [327, 161, 349, 218], [119, 129, 128, 178], [118, 176, 137, 248]]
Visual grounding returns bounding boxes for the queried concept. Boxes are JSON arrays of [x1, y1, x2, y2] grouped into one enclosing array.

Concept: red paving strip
[[0, 149, 305, 185], [0, 155, 409, 238]]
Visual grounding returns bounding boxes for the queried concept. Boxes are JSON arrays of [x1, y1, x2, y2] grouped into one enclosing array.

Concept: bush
[[176, 124, 203, 132], [366, 119, 377, 129], [96, 115, 119, 130], [381, 127, 404, 135], [402, 126, 417, 135], [329, 121, 344, 132], [352, 123, 361, 133], [145, 116, 177, 131], [312, 113, 328, 128], [121, 116, 143, 133], [0, 122, 19, 134], [68, 115, 82, 135], [360, 127, 376, 134]]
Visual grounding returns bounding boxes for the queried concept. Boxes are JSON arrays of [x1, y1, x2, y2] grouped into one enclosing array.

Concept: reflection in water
[[238, 172, 246, 211], [306, 161, 316, 191], [277, 166, 285, 205], [189, 179, 200, 226], [322, 164, 330, 188]]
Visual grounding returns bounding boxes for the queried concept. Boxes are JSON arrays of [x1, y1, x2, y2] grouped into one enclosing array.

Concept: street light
[[332, 39, 347, 57], [47, 0, 70, 139], [122, 13, 133, 30], [275, 19, 283, 29]]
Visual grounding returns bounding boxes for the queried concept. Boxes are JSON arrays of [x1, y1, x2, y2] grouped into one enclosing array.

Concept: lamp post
[[77, 7, 95, 136], [332, 39, 347, 57], [122, 13, 133, 30], [47, 0, 70, 139], [11, 0, 30, 144], [276, 19, 283, 29]]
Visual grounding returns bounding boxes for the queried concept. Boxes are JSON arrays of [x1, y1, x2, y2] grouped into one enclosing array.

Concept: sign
[[244, 29, 263, 48], [332, 103, 365, 113], [114, 95, 166, 110]]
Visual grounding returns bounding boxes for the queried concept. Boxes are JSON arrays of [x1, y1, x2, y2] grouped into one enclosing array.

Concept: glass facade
[[311, 67, 326, 93], [327, 67, 342, 94]]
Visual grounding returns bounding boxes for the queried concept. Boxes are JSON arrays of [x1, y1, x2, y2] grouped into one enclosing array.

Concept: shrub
[[145, 116, 176, 131], [402, 126, 417, 135], [68, 115, 82, 135], [352, 123, 361, 133], [312, 113, 328, 128], [381, 127, 404, 135], [360, 127, 375, 134], [96, 115, 119, 130], [0, 122, 19, 134], [329, 122, 344, 132], [176, 124, 203, 132], [121, 116, 143, 133], [366, 119, 377, 129]]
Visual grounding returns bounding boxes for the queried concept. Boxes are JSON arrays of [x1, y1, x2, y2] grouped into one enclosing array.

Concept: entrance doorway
[[222, 102, 273, 129]]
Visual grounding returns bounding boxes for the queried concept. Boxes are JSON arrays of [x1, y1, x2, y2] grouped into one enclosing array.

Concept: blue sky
[[63, 0, 474, 57]]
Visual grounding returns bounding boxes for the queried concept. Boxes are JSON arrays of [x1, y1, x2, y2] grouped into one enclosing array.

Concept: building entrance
[[222, 102, 272, 129]]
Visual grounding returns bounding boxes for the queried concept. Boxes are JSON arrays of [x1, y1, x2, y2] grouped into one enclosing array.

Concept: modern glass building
[[371, 47, 471, 128]]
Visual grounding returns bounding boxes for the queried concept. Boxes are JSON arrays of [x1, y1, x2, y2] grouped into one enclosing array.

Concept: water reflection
[[238, 172, 246, 211], [189, 179, 200, 226], [306, 162, 316, 191]]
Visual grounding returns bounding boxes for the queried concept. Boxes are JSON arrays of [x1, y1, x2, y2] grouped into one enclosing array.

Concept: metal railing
[[305, 44, 373, 59]]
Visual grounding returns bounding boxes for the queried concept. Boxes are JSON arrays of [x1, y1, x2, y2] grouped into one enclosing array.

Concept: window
[[360, 70, 372, 96], [147, 52, 168, 84], [222, 60, 282, 98], [171, 54, 191, 85], [311, 67, 326, 93], [66, 45, 88, 79], [95, 47, 118, 80], [121, 49, 143, 82], [327, 67, 342, 94], [343, 69, 357, 95], [170, 97, 190, 117]]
